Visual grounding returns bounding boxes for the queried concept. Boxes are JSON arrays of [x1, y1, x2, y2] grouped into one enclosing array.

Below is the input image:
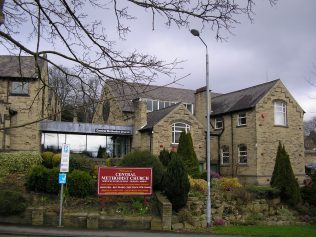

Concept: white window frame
[[237, 113, 247, 126], [183, 103, 194, 114], [171, 122, 190, 144], [238, 144, 248, 164], [221, 146, 230, 164], [11, 81, 29, 95], [215, 117, 223, 129], [274, 101, 287, 126]]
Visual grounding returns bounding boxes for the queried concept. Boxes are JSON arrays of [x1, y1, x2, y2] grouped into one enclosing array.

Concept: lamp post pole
[[190, 29, 211, 227]]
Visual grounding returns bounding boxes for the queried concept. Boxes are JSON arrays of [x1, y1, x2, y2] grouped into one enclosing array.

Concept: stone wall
[[210, 109, 258, 183], [256, 80, 305, 185], [151, 104, 206, 162]]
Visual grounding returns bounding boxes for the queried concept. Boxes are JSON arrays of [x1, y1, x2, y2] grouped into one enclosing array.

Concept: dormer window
[[215, 117, 223, 129], [172, 122, 190, 144]]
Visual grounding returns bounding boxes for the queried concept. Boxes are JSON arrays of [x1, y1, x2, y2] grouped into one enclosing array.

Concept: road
[[0, 224, 240, 237]]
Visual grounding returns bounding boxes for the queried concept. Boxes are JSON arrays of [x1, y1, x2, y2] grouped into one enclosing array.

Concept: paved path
[[0, 224, 241, 237]]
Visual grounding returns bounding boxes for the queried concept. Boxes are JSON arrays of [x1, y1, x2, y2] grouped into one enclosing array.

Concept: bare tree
[[0, 0, 276, 125]]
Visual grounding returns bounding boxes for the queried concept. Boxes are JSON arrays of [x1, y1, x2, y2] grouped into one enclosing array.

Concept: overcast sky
[[116, 0, 316, 121], [1, 0, 316, 120]]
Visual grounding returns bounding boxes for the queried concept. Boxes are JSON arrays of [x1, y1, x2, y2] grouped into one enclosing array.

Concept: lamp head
[[190, 29, 200, 37]]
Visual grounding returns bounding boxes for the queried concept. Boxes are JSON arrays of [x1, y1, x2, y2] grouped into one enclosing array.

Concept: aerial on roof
[[211, 79, 279, 116], [0, 55, 45, 79]]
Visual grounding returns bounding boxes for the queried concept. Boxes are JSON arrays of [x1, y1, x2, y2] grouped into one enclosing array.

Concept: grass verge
[[211, 225, 316, 237]]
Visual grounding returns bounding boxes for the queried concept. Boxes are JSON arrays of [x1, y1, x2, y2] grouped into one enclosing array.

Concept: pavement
[[0, 224, 240, 237]]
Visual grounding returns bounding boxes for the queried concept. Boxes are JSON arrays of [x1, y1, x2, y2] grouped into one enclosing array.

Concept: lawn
[[211, 225, 316, 237]]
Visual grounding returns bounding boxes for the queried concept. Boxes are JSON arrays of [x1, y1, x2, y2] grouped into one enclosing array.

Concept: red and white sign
[[98, 167, 152, 196]]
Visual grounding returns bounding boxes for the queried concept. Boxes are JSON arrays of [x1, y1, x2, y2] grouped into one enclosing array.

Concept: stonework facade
[[0, 56, 60, 151]]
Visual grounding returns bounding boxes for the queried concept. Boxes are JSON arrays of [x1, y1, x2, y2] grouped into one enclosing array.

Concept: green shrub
[[159, 149, 170, 167], [41, 151, 54, 168], [270, 142, 301, 206], [120, 151, 164, 190], [69, 154, 95, 175], [97, 146, 107, 158], [68, 170, 94, 197], [46, 168, 60, 194], [0, 151, 42, 174], [26, 165, 49, 192], [246, 186, 280, 199], [52, 153, 61, 167], [0, 190, 27, 216], [177, 132, 200, 178], [301, 172, 316, 206], [163, 153, 190, 211]]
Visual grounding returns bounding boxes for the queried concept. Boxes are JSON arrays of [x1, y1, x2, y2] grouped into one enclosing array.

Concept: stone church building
[[93, 79, 306, 185]]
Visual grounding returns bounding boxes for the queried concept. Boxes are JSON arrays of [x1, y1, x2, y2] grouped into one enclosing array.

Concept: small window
[[274, 101, 287, 126], [221, 145, 230, 164], [164, 101, 170, 107], [183, 103, 193, 113], [159, 101, 165, 110], [215, 117, 223, 129], [238, 144, 248, 164], [238, 113, 246, 126], [153, 100, 158, 111], [11, 81, 29, 95], [171, 122, 190, 144], [146, 99, 153, 112]]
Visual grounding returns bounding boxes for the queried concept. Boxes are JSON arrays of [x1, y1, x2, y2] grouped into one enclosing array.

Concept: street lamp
[[190, 29, 211, 227]]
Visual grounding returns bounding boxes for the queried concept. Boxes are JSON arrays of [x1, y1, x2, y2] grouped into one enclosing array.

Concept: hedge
[[0, 151, 42, 174]]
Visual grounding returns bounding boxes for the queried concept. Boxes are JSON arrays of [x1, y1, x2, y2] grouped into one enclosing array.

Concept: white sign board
[[60, 144, 70, 173]]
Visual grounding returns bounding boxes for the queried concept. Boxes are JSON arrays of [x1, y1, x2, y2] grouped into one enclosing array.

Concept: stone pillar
[[132, 98, 147, 151], [32, 207, 44, 226], [87, 213, 99, 229]]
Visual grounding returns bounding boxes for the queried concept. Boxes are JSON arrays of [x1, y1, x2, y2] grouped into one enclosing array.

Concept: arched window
[[171, 122, 190, 144], [274, 100, 287, 126]]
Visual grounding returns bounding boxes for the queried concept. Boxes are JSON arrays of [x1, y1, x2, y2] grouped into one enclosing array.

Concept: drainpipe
[[231, 114, 234, 177], [210, 118, 224, 175]]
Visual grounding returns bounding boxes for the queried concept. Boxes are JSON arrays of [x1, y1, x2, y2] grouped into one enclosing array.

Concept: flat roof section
[[40, 120, 133, 136]]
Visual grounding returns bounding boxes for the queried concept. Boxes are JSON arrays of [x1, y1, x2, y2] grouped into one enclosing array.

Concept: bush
[[163, 153, 190, 211], [0, 151, 42, 174], [52, 153, 61, 168], [41, 151, 54, 168], [177, 132, 200, 178], [270, 142, 301, 206], [301, 172, 316, 206], [68, 170, 94, 197], [69, 154, 95, 175], [246, 185, 280, 199], [218, 177, 242, 191], [26, 165, 49, 192], [97, 146, 107, 158], [159, 149, 171, 167], [189, 176, 207, 193], [120, 151, 164, 190], [0, 190, 27, 216], [46, 168, 60, 194]]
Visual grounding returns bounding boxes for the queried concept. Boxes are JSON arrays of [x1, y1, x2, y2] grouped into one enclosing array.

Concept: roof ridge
[[213, 79, 279, 98]]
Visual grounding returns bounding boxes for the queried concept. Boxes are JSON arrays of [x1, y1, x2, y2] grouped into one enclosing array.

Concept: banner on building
[[97, 167, 152, 196]]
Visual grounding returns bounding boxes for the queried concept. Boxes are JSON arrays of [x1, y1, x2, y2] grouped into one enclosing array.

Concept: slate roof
[[140, 103, 181, 131], [106, 80, 196, 112], [211, 79, 279, 116], [0, 55, 45, 79]]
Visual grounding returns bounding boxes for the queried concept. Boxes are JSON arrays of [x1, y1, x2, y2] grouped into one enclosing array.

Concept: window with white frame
[[237, 113, 246, 126], [171, 122, 190, 144], [11, 81, 29, 95], [183, 103, 194, 113], [274, 101, 287, 126], [215, 117, 223, 129], [221, 145, 230, 164], [238, 144, 248, 164]]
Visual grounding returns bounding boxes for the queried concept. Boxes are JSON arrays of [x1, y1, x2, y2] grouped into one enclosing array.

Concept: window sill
[[274, 125, 288, 128], [236, 125, 247, 128], [10, 93, 30, 97]]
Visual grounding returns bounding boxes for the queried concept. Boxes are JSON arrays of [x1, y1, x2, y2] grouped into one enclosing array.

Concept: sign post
[[58, 144, 70, 227]]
